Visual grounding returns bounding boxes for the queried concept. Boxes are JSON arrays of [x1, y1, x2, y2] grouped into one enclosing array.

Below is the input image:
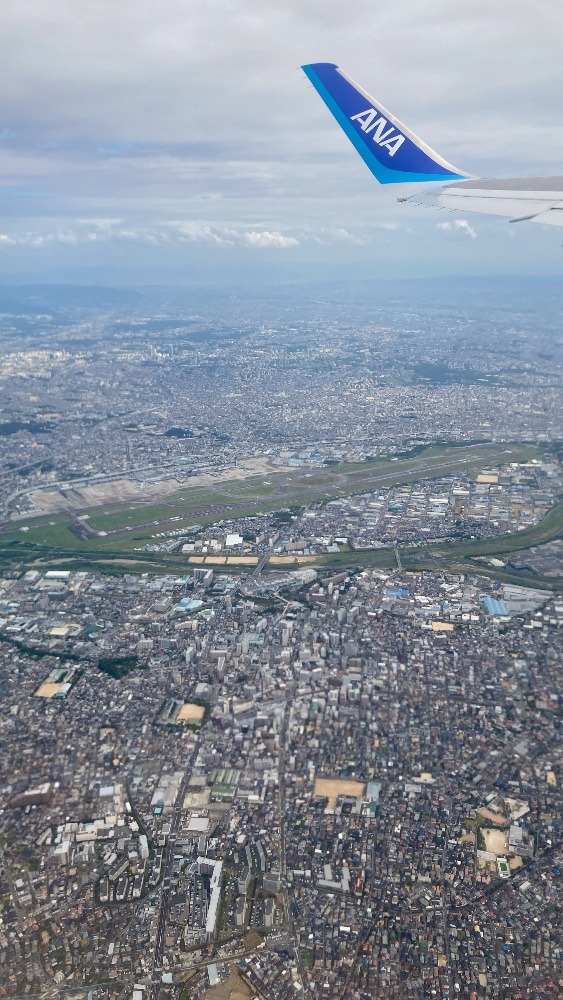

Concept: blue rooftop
[[481, 596, 509, 617], [176, 598, 203, 612], [385, 587, 410, 599]]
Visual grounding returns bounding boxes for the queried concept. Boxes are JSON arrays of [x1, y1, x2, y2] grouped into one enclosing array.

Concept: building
[[235, 896, 247, 928], [509, 824, 534, 859], [10, 782, 53, 808], [184, 857, 223, 944], [263, 871, 281, 895], [264, 898, 275, 929]]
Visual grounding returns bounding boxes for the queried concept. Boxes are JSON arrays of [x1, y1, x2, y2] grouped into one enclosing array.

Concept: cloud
[[374, 222, 409, 232], [455, 220, 477, 239], [0, 219, 299, 250], [311, 227, 369, 246], [243, 230, 298, 248], [79, 217, 124, 230], [436, 218, 477, 239], [310, 222, 413, 246], [1, 1, 561, 276], [0, 229, 79, 247], [171, 222, 299, 248]]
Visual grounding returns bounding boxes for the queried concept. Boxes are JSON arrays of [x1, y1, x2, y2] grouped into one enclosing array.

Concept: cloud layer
[[0, 219, 301, 250]]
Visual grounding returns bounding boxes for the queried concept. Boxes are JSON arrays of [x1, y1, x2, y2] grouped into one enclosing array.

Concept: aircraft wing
[[437, 178, 563, 226], [302, 62, 563, 227]]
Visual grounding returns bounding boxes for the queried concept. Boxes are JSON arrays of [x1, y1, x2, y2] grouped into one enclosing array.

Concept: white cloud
[[374, 222, 409, 232], [79, 217, 123, 230], [436, 218, 477, 239], [0, 219, 299, 251], [455, 219, 477, 239], [173, 222, 298, 249], [0, 229, 79, 247], [243, 230, 298, 248], [311, 227, 369, 246]]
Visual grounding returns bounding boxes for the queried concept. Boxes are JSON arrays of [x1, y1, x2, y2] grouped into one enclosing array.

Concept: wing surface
[[302, 62, 563, 227], [438, 178, 563, 226]]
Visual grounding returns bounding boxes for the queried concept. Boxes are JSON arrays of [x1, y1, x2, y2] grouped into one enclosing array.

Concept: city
[[0, 280, 561, 999]]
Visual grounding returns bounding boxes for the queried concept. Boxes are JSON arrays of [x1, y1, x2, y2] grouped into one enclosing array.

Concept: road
[[440, 795, 454, 1000], [0, 843, 26, 926], [148, 756, 198, 1000], [277, 682, 311, 999], [4, 980, 135, 1000], [250, 552, 270, 579]]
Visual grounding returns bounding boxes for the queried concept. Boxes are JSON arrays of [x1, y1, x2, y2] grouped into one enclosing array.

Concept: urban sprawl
[[0, 282, 561, 1000]]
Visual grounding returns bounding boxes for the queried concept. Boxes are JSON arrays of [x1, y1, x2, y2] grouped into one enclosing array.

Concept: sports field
[[313, 778, 366, 810], [35, 682, 65, 699], [177, 703, 205, 723], [482, 829, 509, 855]]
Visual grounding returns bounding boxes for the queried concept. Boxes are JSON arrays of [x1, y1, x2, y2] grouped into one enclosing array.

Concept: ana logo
[[350, 108, 405, 157]]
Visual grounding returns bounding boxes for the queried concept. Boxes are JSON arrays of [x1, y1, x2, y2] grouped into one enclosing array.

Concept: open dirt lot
[[23, 456, 284, 517], [269, 555, 318, 565], [226, 556, 260, 565], [477, 807, 508, 827], [313, 777, 366, 811], [35, 682, 64, 699], [28, 479, 172, 514], [178, 703, 205, 723], [482, 828, 509, 855], [183, 789, 211, 809], [202, 966, 254, 999]]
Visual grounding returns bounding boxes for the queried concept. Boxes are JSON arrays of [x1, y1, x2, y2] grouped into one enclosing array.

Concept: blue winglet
[[302, 62, 469, 186]]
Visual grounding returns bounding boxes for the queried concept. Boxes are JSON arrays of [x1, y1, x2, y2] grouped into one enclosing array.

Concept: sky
[[1, 0, 563, 283]]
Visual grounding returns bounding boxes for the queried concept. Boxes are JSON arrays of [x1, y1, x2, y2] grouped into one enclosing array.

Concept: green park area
[[0, 441, 561, 589]]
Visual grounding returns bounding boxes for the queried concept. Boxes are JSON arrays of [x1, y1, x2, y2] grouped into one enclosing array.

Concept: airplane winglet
[[302, 63, 470, 190]]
